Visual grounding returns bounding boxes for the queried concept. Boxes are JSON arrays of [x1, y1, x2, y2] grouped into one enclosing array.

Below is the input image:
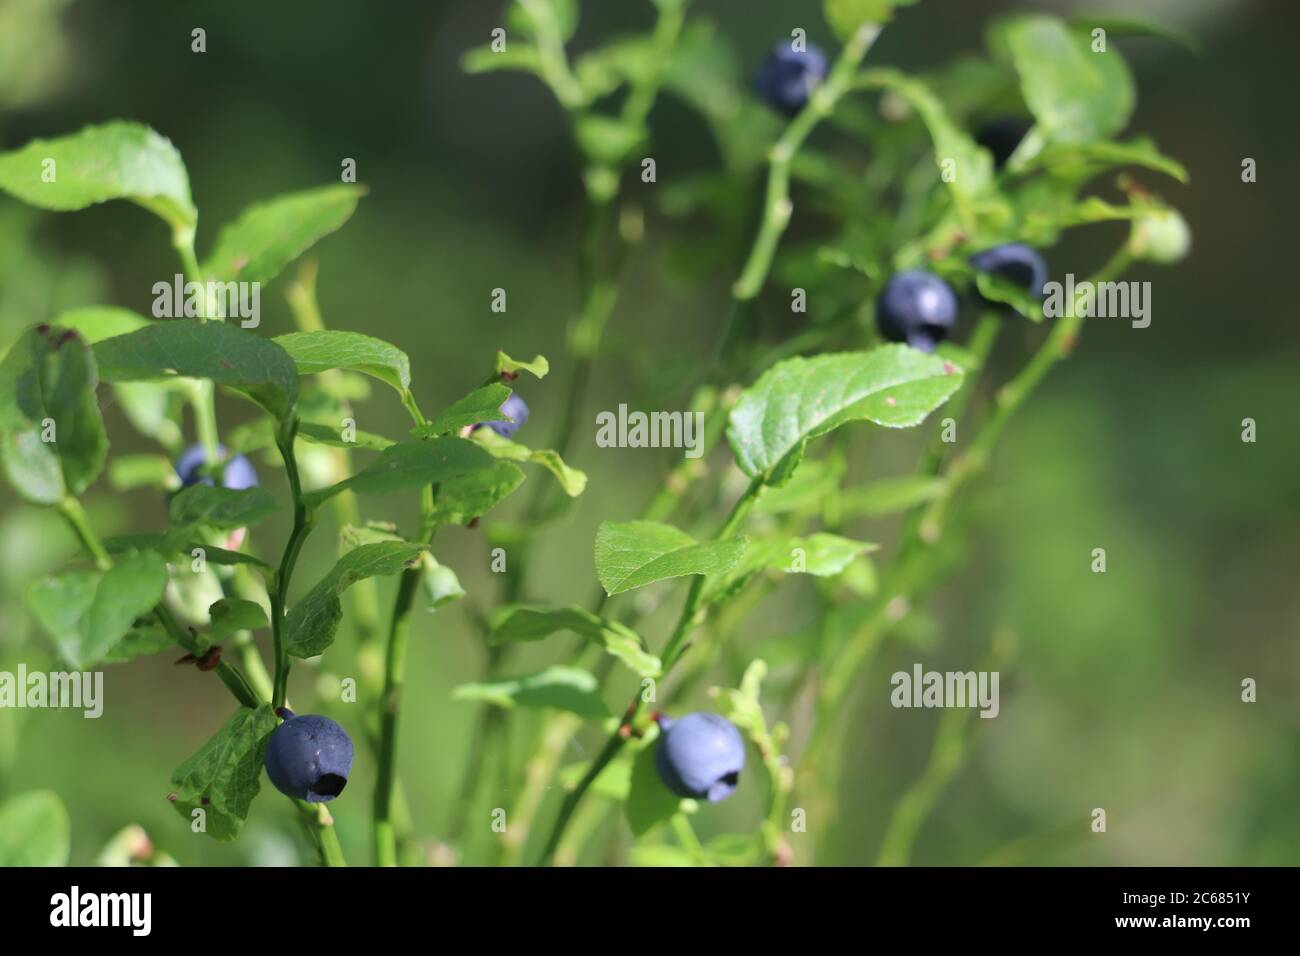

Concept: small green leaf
[[169, 484, 280, 532], [285, 542, 426, 657], [453, 666, 610, 718], [472, 428, 587, 497], [203, 184, 365, 285], [575, 114, 643, 165], [491, 604, 662, 677], [495, 351, 549, 379], [995, 15, 1134, 145], [420, 383, 513, 436], [102, 625, 175, 664], [27, 551, 168, 668], [0, 325, 107, 504], [0, 121, 196, 232], [297, 421, 394, 451], [508, 0, 580, 43], [93, 319, 299, 420], [726, 346, 964, 479], [274, 330, 410, 393], [835, 475, 946, 518], [0, 790, 70, 866], [208, 598, 268, 642], [168, 704, 277, 841], [305, 436, 496, 506], [428, 459, 525, 526], [703, 533, 875, 605], [626, 734, 680, 836], [595, 520, 746, 596], [824, 0, 917, 38], [1029, 137, 1189, 184], [1069, 12, 1202, 54]]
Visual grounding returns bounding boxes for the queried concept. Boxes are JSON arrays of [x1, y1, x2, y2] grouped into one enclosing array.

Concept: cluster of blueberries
[[756, 42, 1049, 353], [180, 48, 1051, 816]]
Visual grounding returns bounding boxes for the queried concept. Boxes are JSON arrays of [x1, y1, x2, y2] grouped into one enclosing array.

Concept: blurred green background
[[1, 0, 1297, 866]]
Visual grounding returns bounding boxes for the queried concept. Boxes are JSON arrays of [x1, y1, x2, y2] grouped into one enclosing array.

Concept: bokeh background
[[1, 0, 1297, 866]]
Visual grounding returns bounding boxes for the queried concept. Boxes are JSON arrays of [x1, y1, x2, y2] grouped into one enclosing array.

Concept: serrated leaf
[[420, 383, 513, 436], [491, 604, 661, 677], [453, 665, 610, 718], [0, 325, 107, 504], [0, 791, 70, 866], [626, 734, 680, 837], [208, 598, 267, 642], [471, 428, 586, 496], [93, 319, 299, 420], [703, 533, 875, 605], [995, 15, 1134, 145], [305, 436, 496, 506], [284, 542, 426, 657], [169, 484, 280, 531], [495, 351, 548, 379], [428, 459, 524, 526], [27, 551, 168, 668], [203, 184, 365, 285], [824, 0, 918, 39], [168, 704, 277, 841], [595, 520, 746, 596], [726, 346, 964, 479], [273, 329, 410, 393], [0, 121, 195, 232]]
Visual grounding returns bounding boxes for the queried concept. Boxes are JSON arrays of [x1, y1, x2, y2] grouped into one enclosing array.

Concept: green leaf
[[169, 484, 280, 532], [93, 319, 299, 420], [995, 15, 1134, 145], [305, 436, 496, 506], [101, 624, 176, 664], [575, 114, 643, 166], [626, 735, 680, 837], [273, 330, 410, 393], [595, 520, 745, 596], [495, 351, 549, 379], [0, 790, 70, 866], [630, 844, 697, 867], [168, 704, 277, 841], [462, 44, 545, 77], [824, 0, 918, 39], [727, 346, 964, 479], [835, 474, 946, 518], [706, 833, 761, 866], [49, 305, 151, 343], [491, 604, 662, 678], [27, 551, 168, 668], [1069, 12, 1202, 55], [0, 121, 196, 232], [428, 459, 525, 526], [471, 428, 587, 496], [1029, 137, 1189, 184], [420, 383, 513, 436], [754, 455, 846, 517], [508, 0, 580, 43], [208, 598, 268, 642], [203, 184, 365, 285], [703, 533, 875, 605], [284, 542, 426, 657], [297, 420, 394, 451], [860, 69, 994, 228], [453, 666, 610, 719], [0, 325, 107, 504]]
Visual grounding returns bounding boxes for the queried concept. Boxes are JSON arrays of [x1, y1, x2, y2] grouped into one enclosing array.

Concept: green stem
[[671, 812, 707, 864], [373, 564, 419, 866], [296, 800, 348, 867], [57, 497, 111, 571], [270, 418, 313, 710]]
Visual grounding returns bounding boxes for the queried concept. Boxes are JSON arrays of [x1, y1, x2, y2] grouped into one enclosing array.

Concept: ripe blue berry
[[476, 392, 529, 439], [975, 117, 1030, 170], [754, 43, 827, 116], [174, 443, 259, 491], [654, 712, 745, 803], [875, 270, 959, 352], [969, 243, 1048, 298], [264, 711, 354, 803]]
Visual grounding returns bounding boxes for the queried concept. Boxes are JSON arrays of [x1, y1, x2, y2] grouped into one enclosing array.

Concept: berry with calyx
[[755, 43, 827, 116], [875, 270, 959, 352], [969, 243, 1048, 298], [475, 392, 529, 439], [654, 712, 745, 803], [174, 443, 259, 491], [264, 710, 354, 803]]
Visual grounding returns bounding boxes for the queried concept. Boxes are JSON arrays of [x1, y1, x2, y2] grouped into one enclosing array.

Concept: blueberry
[[969, 243, 1048, 298], [174, 443, 259, 490], [263, 711, 354, 803], [754, 43, 828, 116], [974, 117, 1031, 170], [875, 270, 959, 352], [475, 392, 529, 439], [654, 712, 745, 803]]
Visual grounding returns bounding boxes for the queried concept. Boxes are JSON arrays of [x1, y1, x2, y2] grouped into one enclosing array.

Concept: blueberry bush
[[0, 0, 1197, 867]]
